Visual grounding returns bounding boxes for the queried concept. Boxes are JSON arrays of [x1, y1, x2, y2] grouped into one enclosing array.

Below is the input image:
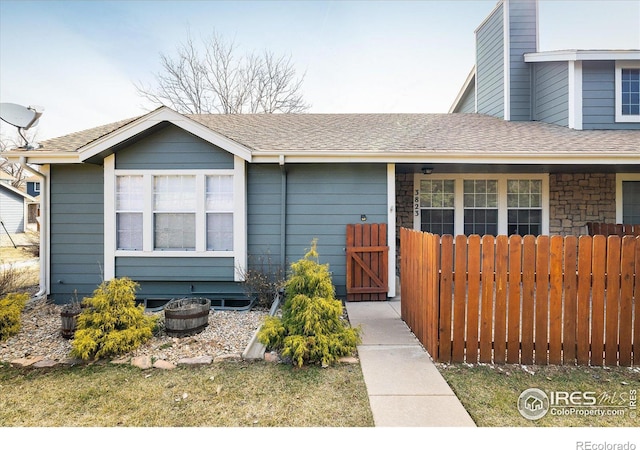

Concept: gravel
[[0, 297, 269, 364]]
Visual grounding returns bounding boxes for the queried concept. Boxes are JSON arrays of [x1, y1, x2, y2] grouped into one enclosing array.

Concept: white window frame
[[413, 173, 549, 236], [33, 181, 40, 194], [104, 154, 247, 281], [615, 173, 640, 223], [615, 61, 640, 123]]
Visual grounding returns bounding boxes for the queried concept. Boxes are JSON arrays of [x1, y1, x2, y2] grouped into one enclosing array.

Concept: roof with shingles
[[12, 112, 640, 155]]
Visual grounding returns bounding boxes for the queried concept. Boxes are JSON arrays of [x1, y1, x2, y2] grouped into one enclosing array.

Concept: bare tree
[[136, 30, 310, 114]]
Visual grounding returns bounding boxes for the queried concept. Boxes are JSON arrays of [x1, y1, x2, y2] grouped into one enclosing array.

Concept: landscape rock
[[153, 359, 176, 370], [264, 352, 280, 363], [131, 355, 153, 369], [32, 359, 58, 368], [214, 353, 241, 363], [338, 356, 359, 364], [10, 356, 44, 367], [177, 355, 213, 366]]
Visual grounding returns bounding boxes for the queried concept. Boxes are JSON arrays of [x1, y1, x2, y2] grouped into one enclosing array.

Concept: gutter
[[19, 157, 47, 301], [279, 155, 287, 276]]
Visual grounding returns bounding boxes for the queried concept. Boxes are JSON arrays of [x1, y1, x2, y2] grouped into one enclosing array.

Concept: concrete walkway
[[345, 298, 476, 427]]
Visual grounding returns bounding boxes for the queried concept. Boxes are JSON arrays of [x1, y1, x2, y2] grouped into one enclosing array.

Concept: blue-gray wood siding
[[508, 0, 537, 121], [456, 83, 476, 113], [115, 123, 234, 169], [26, 181, 40, 197], [476, 3, 504, 118], [285, 163, 388, 298], [532, 61, 569, 126], [49, 164, 104, 303], [0, 185, 25, 233], [583, 60, 640, 130]]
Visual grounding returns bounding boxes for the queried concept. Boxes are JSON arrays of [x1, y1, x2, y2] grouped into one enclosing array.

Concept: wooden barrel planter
[[60, 304, 82, 339], [164, 297, 211, 337]]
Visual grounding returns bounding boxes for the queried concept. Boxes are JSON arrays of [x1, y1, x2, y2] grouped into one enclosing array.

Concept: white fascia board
[[3, 152, 80, 165], [78, 107, 253, 163], [0, 182, 37, 202], [448, 66, 476, 113], [525, 50, 640, 63], [250, 151, 640, 165]]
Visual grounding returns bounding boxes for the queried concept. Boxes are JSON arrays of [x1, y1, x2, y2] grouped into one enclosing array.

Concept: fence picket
[[576, 236, 592, 365], [563, 236, 578, 364], [634, 239, 640, 366], [494, 235, 508, 364], [466, 235, 481, 364], [439, 235, 454, 363], [618, 236, 635, 366], [591, 235, 607, 366], [605, 236, 621, 366], [507, 235, 522, 364], [535, 235, 550, 365], [521, 235, 536, 365], [480, 235, 495, 363], [452, 235, 468, 363], [549, 236, 564, 365]]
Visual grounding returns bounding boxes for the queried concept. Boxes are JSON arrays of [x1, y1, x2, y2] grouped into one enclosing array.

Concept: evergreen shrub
[[0, 292, 29, 341], [258, 239, 361, 367], [71, 277, 157, 360]]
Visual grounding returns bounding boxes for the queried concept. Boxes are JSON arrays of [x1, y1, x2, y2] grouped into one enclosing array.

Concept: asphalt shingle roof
[[24, 112, 640, 155]]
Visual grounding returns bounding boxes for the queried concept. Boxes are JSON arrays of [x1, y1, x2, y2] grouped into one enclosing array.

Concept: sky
[[1, 0, 639, 142]]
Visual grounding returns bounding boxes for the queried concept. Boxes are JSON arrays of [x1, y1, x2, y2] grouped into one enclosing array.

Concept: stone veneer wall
[[549, 173, 616, 236], [395, 173, 415, 275]]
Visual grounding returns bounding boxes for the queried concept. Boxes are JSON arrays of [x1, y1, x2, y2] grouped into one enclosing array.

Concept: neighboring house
[[4, 0, 639, 304], [0, 181, 36, 234]]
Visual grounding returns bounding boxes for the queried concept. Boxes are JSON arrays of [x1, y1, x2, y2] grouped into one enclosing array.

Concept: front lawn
[[438, 363, 639, 427]]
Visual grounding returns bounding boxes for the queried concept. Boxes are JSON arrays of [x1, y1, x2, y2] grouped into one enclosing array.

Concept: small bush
[[258, 239, 361, 367], [240, 253, 286, 308], [0, 292, 29, 341], [0, 264, 29, 297], [71, 277, 157, 360]]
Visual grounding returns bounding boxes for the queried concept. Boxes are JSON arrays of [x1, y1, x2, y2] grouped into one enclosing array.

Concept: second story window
[[615, 61, 640, 123]]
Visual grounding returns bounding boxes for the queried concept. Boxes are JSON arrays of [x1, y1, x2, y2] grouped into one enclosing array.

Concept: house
[[0, 181, 37, 234], [3, 0, 639, 304]]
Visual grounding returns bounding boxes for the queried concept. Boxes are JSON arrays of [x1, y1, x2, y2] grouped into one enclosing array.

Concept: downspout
[[19, 157, 47, 300], [279, 155, 287, 277]]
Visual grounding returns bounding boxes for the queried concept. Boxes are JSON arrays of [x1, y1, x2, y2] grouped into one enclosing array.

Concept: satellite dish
[[0, 103, 44, 148]]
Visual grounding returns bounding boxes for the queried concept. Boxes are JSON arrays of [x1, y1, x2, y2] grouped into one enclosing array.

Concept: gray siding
[[476, 3, 504, 118], [532, 61, 569, 126], [457, 84, 476, 113], [583, 61, 640, 130], [285, 163, 388, 298], [0, 185, 24, 233], [247, 164, 284, 268], [49, 164, 104, 302], [115, 124, 234, 169], [509, 0, 537, 121]]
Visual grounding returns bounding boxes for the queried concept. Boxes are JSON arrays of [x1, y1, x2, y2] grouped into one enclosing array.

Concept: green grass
[[438, 363, 639, 427], [0, 360, 374, 427]]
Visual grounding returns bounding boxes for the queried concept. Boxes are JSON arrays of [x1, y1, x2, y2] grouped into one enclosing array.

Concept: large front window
[[415, 174, 548, 236], [115, 171, 234, 253]]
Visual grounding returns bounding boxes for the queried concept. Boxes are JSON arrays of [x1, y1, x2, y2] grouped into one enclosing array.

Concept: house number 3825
[[414, 190, 420, 216]]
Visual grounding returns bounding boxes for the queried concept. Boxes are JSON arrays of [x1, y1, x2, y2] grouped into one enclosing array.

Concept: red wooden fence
[[400, 228, 639, 367]]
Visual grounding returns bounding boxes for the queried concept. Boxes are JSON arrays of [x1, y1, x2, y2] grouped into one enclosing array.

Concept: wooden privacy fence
[[400, 228, 640, 367]]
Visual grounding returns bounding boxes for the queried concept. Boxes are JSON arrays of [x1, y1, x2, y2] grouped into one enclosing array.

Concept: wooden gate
[[346, 223, 389, 301]]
